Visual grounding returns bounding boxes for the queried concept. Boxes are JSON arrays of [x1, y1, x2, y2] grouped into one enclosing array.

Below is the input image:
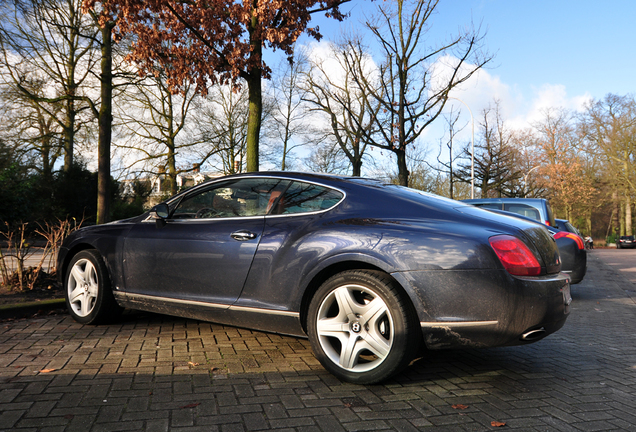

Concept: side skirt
[[113, 292, 306, 337]]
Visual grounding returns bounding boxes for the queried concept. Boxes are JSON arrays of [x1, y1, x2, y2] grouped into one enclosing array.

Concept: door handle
[[231, 230, 258, 241]]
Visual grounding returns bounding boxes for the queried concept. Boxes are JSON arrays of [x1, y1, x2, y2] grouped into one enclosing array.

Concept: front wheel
[[307, 270, 420, 384], [65, 249, 120, 325]]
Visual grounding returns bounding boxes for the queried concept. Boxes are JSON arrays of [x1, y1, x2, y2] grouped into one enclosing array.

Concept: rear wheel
[[65, 250, 120, 325], [307, 270, 420, 384]]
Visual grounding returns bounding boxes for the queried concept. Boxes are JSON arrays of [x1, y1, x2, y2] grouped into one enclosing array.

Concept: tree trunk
[[626, 193, 633, 236], [63, 107, 75, 172], [245, 5, 262, 172], [352, 159, 362, 177], [620, 201, 625, 237], [612, 190, 619, 237], [97, 22, 114, 225], [396, 149, 408, 186], [625, 160, 633, 236], [245, 72, 262, 172], [167, 141, 177, 195]]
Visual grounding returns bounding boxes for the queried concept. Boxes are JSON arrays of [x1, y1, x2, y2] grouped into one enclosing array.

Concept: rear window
[[504, 203, 540, 222], [474, 203, 503, 210]]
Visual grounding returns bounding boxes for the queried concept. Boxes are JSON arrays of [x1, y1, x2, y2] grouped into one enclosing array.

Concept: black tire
[[306, 270, 421, 384], [64, 249, 120, 325]]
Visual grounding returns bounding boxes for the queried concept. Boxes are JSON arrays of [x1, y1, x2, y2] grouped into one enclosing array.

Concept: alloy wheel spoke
[[316, 317, 349, 337], [81, 294, 93, 316], [69, 286, 85, 304], [334, 287, 357, 317], [359, 297, 387, 325], [339, 334, 362, 369], [361, 332, 391, 359], [70, 265, 85, 285]]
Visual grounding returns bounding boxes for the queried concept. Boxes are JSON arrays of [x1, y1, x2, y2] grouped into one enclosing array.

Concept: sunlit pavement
[[593, 248, 636, 287], [1, 251, 635, 431]]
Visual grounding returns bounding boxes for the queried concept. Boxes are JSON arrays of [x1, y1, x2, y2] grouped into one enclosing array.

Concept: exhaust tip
[[521, 327, 546, 341]]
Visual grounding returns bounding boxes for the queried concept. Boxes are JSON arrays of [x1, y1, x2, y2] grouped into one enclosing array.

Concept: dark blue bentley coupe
[[58, 172, 571, 384]]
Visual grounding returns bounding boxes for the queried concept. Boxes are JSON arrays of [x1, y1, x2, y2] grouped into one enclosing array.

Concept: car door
[[122, 178, 290, 305]]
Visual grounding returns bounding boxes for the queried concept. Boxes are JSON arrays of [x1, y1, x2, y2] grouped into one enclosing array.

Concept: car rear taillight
[[553, 231, 585, 250], [545, 221, 551, 226], [489, 235, 542, 276]]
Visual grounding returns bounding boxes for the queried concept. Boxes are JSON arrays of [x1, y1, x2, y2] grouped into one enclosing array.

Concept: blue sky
[[299, 0, 635, 131], [444, 1, 635, 101]]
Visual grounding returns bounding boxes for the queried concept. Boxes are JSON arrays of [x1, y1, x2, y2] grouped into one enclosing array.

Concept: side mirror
[[149, 203, 170, 226]]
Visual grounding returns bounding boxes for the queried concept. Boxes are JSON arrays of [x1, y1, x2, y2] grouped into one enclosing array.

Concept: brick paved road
[[592, 249, 636, 286], [1, 251, 635, 431]]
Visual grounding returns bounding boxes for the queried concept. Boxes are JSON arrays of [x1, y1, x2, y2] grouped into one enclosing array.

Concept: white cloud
[[435, 57, 593, 132]]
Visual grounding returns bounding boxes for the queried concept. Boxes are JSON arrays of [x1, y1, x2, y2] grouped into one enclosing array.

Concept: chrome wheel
[[67, 258, 99, 317], [316, 284, 394, 372], [64, 249, 120, 325], [308, 271, 420, 384]]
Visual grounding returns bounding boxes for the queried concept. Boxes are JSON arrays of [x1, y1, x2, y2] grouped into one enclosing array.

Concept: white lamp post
[[447, 97, 475, 198], [523, 166, 541, 197]]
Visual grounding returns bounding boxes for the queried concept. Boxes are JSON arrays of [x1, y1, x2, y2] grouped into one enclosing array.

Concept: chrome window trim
[[147, 175, 347, 222]]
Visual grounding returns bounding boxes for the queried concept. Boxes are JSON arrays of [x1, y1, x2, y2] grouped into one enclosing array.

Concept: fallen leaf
[[491, 421, 506, 427], [452, 404, 469, 410], [188, 361, 199, 367], [39, 369, 56, 373], [181, 403, 201, 409]]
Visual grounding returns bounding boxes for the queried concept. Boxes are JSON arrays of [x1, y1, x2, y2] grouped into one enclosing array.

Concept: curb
[[0, 298, 66, 320]]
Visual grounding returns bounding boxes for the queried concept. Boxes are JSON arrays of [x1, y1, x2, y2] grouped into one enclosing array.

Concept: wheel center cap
[[351, 322, 362, 333]]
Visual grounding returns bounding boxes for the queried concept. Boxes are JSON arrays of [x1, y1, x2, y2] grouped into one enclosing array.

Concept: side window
[[172, 178, 290, 219], [504, 203, 540, 222], [271, 181, 344, 215]]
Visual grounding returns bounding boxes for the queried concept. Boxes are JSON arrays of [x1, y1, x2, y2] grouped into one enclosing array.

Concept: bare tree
[[456, 102, 522, 198], [345, 0, 492, 185], [0, 77, 63, 178], [0, 0, 99, 172], [433, 108, 465, 199], [263, 50, 324, 171], [116, 70, 211, 194], [303, 140, 350, 174], [194, 86, 252, 176], [302, 37, 381, 176]]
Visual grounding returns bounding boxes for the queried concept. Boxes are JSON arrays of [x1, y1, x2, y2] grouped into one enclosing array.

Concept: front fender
[[57, 223, 134, 292]]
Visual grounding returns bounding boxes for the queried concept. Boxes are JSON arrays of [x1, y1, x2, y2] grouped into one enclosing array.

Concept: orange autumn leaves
[[83, 0, 348, 95]]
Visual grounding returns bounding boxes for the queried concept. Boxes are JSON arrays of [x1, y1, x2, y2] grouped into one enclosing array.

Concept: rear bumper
[[394, 269, 571, 350]]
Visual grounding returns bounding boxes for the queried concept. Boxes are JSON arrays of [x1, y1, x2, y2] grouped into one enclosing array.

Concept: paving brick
[[2, 253, 636, 431]]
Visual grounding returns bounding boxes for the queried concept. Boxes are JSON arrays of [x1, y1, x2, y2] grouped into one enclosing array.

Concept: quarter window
[[270, 181, 344, 215]]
